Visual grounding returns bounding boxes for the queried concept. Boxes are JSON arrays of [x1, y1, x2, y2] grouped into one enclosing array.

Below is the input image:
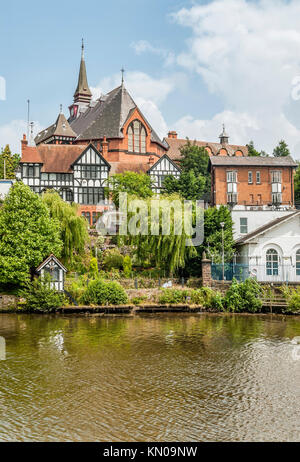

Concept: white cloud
[[170, 0, 300, 156], [131, 40, 175, 66], [0, 120, 43, 154]]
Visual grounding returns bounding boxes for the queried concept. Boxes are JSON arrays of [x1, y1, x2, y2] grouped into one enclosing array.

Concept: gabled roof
[[165, 137, 248, 160], [20, 144, 87, 172], [210, 155, 297, 167], [35, 113, 77, 145], [70, 85, 166, 147], [147, 154, 181, 173], [70, 143, 111, 169], [36, 254, 67, 273], [235, 211, 300, 245]]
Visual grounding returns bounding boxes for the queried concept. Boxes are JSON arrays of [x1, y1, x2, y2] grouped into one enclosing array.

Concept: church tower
[[69, 40, 92, 120]]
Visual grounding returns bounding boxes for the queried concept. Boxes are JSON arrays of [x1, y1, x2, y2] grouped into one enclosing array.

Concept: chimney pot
[[168, 131, 177, 139]]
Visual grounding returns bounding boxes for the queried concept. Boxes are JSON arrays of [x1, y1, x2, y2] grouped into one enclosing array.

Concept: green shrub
[[20, 277, 64, 313], [190, 289, 205, 305], [158, 289, 189, 304], [89, 257, 99, 278], [281, 286, 300, 313], [197, 287, 224, 310], [81, 279, 128, 305], [102, 249, 124, 271], [224, 278, 262, 313], [131, 295, 148, 305], [123, 255, 132, 278]]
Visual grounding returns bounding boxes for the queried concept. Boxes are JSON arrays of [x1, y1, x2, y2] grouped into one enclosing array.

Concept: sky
[[1, 0, 300, 157]]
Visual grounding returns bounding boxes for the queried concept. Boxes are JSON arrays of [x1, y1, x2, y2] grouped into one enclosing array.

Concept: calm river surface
[[0, 313, 299, 442]]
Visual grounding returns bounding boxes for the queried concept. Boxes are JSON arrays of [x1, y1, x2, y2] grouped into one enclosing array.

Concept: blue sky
[[1, 0, 300, 157]]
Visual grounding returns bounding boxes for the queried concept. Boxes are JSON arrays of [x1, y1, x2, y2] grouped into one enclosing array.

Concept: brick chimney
[[167, 131, 177, 139], [101, 136, 108, 157], [21, 134, 28, 153]]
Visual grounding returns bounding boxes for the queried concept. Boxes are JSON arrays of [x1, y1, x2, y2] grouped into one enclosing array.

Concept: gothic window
[[296, 250, 300, 276], [128, 125, 133, 152], [128, 120, 147, 153], [266, 249, 279, 276], [141, 127, 146, 153]]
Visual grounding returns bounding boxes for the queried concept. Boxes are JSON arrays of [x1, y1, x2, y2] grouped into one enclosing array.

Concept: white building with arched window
[[235, 211, 300, 283]]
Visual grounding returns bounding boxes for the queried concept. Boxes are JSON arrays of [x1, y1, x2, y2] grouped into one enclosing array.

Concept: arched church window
[[133, 120, 140, 153], [296, 249, 300, 276], [141, 127, 146, 153], [128, 125, 133, 152], [266, 249, 279, 276], [128, 120, 147, 153]]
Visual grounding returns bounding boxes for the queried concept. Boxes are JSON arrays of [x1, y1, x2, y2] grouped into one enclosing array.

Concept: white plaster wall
[[0, 180, 13, 200], [237, 214, 300, 282], [232, 209, 295, 239]]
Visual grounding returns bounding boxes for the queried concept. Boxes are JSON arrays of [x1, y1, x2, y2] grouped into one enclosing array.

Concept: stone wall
[[0, 294, 18, 311]]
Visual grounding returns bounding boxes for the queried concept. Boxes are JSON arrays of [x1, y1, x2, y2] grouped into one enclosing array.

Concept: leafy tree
[[0, 182, 62, 287], [246, 141, 268, 157], [42, 190, 88, 264], [204, 205, 235, 262], [164, 170, 207, 201], [107, 171, 153, 206], [273, 139, 290, 157], [184, 205, 235, 276], [0, 145, 20, 179], [119, 194, 197, 275], [163, 141, 210, 200], [294, 162, 300, 203]]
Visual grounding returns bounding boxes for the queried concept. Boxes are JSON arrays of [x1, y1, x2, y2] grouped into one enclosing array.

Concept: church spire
[[73, 39, 92, 104]]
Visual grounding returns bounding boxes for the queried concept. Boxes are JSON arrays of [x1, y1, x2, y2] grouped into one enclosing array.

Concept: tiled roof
[[20, 144, 87, 173], [35, 113, 77, 145], [210, 155, 298, 167], [235, 211, 300, 245], [70, 85, 165, 147], [165, 137, 248, 160], [109, 161, 150, 175]]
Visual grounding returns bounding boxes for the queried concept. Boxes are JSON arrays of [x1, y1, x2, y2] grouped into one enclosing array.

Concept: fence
[[212, 263, 300, 283], [211, 263, 250, 282]]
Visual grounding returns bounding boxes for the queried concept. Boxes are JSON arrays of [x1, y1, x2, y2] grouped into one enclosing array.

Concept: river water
[[0, 313, 299, 442]]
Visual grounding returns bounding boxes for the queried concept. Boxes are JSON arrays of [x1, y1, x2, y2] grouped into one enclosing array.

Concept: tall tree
[[184, 205, 235, 276], [119, 194, 197, 275], [0, 145, 20, 179], [163, 141, 210, 200], [0, 182, 62, 287], [42, 190, 88, 264], [294, 162, 300, 204], [246, 141, 268, 157], [273, 140, 290, 157], [107, 171, 153, 206]]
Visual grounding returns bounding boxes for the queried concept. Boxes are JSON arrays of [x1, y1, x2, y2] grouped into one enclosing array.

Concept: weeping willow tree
[[119, 194, 198, 276], [42, 190, 88, 264]]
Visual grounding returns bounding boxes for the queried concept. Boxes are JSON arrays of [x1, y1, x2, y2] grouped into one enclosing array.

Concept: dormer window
[[128, 120, 147, 154]]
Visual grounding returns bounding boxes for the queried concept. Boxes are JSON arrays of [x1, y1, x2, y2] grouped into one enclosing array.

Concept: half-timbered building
[[148, 154, 181, 194]]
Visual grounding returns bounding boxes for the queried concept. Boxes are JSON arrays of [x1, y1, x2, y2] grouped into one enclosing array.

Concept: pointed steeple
[[73, 39, 92, 104]]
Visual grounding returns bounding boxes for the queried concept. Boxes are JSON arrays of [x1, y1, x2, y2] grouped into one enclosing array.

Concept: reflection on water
[[0, 313, 299, 442]]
